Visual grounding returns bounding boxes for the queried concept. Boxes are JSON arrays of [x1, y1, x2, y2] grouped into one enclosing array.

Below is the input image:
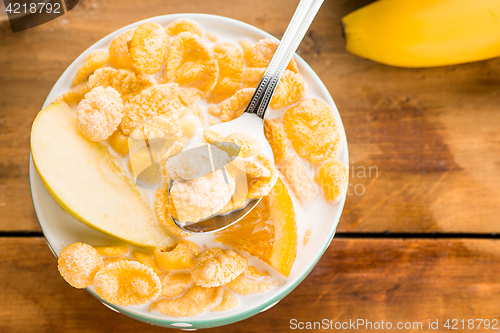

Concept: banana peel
[[342, 0, 500, 68]]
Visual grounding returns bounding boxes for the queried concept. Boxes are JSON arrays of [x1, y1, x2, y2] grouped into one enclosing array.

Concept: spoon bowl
[[169, 113, 272, 233], [167, 0, 324, 233]]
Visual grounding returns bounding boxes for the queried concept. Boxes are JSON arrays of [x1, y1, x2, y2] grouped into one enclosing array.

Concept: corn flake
[[240, 38, 298, 73], [203, 129, 224, 143], [205, 31, 217, 43], [120, 83, 184, 135], [95, 245, 129, 257], [208, 104, 222, 117], [242, 68, 305, 109], [283, 99, 342, 165], [53, 84, 89, 105], [239, 40, 253, 64], [208, 43, 244, 103], [211, 290, 239, 312], [103, 258, 131, 266], [181, 239, 200, 256], [132, 250, 164, 277], [130, 114, 180, 141], [88, 67, 154, 102], [226, 266, 273, 295], [241, 67, 265, 88], [154, 242, 196, 270], [58, 242, 102, 289], [177, 87, 203, 106], [76, 86, 124, 141], [270, 70, 306, 109], [108, 129, 130, 155], [264, 118, 289, 163], [179, 103, 204, 122], [161, 272, 193, 297], [192, 248, 248, 288], [247, 154, 278, 198], [109, 30, 134, 69], [93, 261, 161, 306], [219, 88, 255, 122], [224, 132, 260, 158], [166, 32, 218, 95], [179, 114, 202, 138], [72, 51, 110, 86], [131, 22, 168, 74], [151, 286, 223, 317], [166, 19, 203, 37], [314, 159, 348, 203], [242, 159, 271, 178]]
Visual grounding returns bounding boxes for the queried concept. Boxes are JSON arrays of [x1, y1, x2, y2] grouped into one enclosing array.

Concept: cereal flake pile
[[58, 242, 274, 316], [54, 18, 348, 317]]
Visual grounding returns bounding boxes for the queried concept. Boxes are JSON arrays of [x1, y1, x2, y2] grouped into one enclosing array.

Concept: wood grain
[[2, 237, 500, 332], [0, 0, 499, 233]]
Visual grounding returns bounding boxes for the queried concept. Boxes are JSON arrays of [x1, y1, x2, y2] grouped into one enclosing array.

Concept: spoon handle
[[244, 0, 324, 119]]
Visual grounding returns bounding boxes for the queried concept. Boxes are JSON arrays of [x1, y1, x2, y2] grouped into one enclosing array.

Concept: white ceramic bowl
[[29, 13, 349, 329]]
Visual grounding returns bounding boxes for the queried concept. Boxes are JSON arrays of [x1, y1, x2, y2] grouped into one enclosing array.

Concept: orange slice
[[215, 178, 297, 277]]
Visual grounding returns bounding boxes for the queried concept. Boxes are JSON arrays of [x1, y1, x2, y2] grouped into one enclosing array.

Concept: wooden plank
[[0, 0, 499, 232], [1, 237, 500, 332]]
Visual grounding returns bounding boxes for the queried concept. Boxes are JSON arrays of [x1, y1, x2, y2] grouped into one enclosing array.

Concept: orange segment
[[215, 178, 297, 277]]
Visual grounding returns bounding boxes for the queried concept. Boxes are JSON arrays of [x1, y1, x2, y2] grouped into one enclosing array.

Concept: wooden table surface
[[1, 0, 500, 331]]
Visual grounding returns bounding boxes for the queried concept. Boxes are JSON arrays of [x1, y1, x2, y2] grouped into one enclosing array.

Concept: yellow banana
[[342, 0, 500, 67]]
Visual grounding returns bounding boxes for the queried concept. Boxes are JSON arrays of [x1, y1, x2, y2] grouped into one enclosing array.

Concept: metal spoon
[[170, 0, 324, 233]]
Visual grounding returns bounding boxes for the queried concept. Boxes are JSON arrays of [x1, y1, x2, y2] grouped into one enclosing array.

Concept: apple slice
[[31, 102, 171, 247]]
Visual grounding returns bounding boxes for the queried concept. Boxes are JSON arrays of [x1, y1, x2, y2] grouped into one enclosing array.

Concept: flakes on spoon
[[247, 154, 278, 199], [170, 168, 236, 223], [224, 132, 261, 158]]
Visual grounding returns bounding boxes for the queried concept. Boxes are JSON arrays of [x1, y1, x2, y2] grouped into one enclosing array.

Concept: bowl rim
[[29, 12, 349, 329]]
